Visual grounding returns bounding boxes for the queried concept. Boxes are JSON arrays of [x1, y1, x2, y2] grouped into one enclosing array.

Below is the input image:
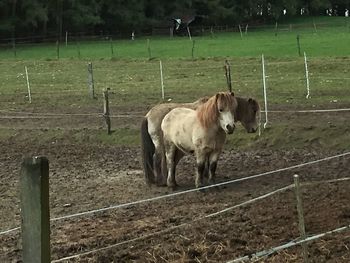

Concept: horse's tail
[[140, 117, 155, 185]]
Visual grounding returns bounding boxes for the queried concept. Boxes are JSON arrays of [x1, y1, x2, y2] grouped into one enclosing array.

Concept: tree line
[[0, 0, 348, 40]]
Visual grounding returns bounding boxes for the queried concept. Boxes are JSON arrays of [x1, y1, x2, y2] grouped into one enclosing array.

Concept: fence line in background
[[1, 58, 349, 79], [0, 108, 349, 120], [1, 152, 349, 237]]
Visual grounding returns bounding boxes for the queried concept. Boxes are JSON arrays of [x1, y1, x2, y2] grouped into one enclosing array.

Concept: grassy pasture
[[0, 16, 349, 150], [0, 56, 349, 149]]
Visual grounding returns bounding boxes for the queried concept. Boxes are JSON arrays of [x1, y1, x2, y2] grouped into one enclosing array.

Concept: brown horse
[[140, 95, 260, 186], [161, 92, 237, 188]]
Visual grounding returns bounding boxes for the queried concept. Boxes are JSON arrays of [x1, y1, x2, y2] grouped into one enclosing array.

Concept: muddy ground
[[0, 105, 349, 263]]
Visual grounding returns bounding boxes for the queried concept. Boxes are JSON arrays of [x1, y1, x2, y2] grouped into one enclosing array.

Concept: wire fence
[[0, 56, 349, 131], [0, 152, 350, 262], [50, 173, 350, 262], [0, 47, 349, 261]]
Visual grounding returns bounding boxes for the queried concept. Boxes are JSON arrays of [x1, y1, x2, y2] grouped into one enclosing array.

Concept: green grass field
[[0, 16, 349, 150]]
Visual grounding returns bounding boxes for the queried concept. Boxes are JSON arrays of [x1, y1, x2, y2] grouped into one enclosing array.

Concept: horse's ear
[[230, 91, 235, 97], [248, 98, 253, 104]]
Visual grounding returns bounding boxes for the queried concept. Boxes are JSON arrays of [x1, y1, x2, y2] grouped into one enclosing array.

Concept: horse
[[140, 95, 260, 186], [161, 92, 237, 188], [140, 97, 209, 185]]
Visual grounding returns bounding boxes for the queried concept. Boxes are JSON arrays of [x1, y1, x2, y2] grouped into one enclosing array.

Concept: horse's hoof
[[198, 187, 207, 193], [167, 182, 178, 191], [156, 181, 168, 187], [208, 179, 216, 185], [168, 185, 178, 191]]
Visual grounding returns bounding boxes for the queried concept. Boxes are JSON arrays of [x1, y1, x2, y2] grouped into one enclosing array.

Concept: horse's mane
[[197, 92, 236, 129]]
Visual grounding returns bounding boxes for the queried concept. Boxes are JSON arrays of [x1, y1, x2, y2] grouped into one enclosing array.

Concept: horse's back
[[161, 108, 197, 151], [145, 100, 204, 136]]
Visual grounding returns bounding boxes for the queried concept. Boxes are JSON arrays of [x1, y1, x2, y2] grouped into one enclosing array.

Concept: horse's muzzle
[[226, 124, 235, 134]]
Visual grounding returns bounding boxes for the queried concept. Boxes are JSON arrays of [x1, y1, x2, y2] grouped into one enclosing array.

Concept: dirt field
[[0, 104, 349, 263]]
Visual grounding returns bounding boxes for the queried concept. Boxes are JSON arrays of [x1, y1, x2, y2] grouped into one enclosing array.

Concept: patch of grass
[[1, 56, 349, 109], [225, 122, 350, 151], [0, 17, 348, 151], [96, 128, 140, 146]]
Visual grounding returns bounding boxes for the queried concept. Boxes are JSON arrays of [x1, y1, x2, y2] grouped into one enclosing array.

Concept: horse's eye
[[219, 108, 223, 112]]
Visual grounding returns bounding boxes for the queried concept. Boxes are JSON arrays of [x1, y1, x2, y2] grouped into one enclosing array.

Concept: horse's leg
[[208, 152, 220, 184], [195, 152, 207, 188], [152, 136, 166, 186], [165, 143, 177, 189], [203, 156, 210, 179]]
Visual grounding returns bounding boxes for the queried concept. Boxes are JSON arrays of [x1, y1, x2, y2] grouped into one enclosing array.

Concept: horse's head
[[239, 98, 260, 133], [217, 91, 237, 134], [198, 92, 237, 134]]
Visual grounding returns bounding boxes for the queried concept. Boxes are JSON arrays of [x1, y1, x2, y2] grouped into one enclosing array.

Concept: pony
[[141, 97, 209, 185], [140, 95, 260, 186], [161, 92, 237, 188]]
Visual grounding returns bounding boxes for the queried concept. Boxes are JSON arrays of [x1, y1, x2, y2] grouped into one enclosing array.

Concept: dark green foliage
[[0, 0, 348, 39]]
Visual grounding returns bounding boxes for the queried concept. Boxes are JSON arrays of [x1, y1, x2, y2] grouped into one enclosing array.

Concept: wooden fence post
[[191, 40, 195, 59], [56, 40, 60, 59], [224, 60, 232, 92], [293, 174, 309, 263], [20, 156, 50, 263], [297, 35, 301, 57], [87, 62, 95, 99], [110, 38, 114, 57], [103, 88, 111, 135], [147, 39, 151, 59]]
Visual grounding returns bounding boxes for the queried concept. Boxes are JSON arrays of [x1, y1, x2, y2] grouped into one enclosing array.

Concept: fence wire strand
[[51, 184, 294, 262], [1, 152, 349, 236]]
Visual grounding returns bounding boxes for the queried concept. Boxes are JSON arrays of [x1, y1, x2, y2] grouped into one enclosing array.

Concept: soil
[[0, 105, 349, 263]]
